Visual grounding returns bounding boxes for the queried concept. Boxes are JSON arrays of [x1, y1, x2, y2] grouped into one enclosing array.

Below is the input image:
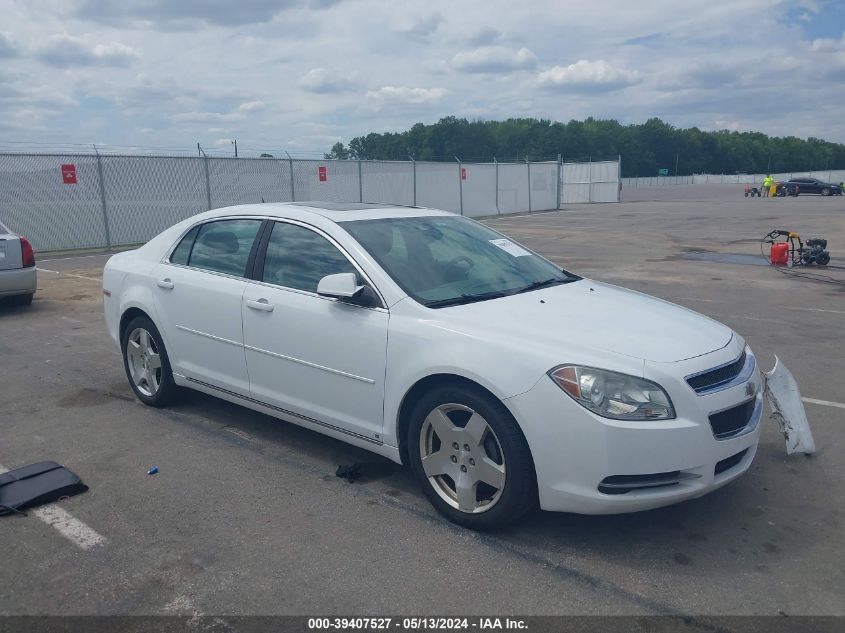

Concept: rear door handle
[[246, 298, 274, 312], [156, 278, 174, 290]]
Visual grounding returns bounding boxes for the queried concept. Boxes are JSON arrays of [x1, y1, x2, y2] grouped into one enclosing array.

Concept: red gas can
[[770, 242, 789, 266]]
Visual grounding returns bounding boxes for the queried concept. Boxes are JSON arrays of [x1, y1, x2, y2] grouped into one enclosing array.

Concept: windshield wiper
[[425, 290, 511, 309], [515, 277, 573, 294]]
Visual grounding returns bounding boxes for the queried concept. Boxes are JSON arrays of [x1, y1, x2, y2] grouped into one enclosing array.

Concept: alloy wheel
[[419, 403, 506, 513], [126, 327, 162, 397]]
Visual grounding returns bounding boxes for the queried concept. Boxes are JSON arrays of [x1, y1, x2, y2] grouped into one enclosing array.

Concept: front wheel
[[407, 384, 537, 530], [121, 315, 178, 407], [821, 188, 831, 196]]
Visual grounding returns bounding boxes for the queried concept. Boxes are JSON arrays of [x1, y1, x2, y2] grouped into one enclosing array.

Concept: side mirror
[[317, 272, 363, 298], [317, 273, 381, 308]]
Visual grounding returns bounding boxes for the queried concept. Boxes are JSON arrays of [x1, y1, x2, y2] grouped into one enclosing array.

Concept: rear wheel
[[121, 316, 177, 407], [9, 293, 33, 306], [407, 384, 537, 530]]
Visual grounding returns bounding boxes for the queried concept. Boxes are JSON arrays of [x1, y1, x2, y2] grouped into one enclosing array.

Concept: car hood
[[434, 280, 733, 363]]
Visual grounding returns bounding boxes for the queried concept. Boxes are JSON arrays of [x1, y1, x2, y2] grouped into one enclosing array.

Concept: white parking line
[[37, 267, 102, 282], [0, 464, 106, 550], [802, 397, 845, 410], [787, 307, 845, 316], [39, 253, 112, 262]]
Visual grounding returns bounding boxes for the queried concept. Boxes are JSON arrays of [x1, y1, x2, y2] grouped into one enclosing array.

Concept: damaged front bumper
[[763, 356, 816, 455]]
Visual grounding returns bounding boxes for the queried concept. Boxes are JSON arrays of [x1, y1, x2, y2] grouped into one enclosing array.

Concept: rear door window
[[187, 219, 262, 277], [170, 225, 200, 265]]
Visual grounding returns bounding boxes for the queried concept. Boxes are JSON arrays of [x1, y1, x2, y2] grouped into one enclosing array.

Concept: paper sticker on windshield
[[489, 238, 530, 257]]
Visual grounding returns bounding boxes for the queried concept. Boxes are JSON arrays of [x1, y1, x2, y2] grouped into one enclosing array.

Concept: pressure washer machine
[[763, 230, 831, 267]]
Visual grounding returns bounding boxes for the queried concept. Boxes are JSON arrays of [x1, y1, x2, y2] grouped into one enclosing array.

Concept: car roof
[[202, 202, 457, 223]]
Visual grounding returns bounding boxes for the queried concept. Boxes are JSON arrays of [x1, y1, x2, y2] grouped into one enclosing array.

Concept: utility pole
[[675, 152, 679, 177], [232, 139, 238, 158]]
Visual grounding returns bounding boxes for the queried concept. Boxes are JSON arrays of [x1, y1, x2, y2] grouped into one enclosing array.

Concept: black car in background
[[782, 177, 842, 196]]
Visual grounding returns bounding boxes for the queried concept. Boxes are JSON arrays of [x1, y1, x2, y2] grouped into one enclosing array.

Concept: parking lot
[[2, 184, 844, 616]]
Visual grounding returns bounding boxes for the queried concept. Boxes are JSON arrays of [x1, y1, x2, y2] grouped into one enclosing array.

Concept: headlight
[[549, 365, 675, 420]]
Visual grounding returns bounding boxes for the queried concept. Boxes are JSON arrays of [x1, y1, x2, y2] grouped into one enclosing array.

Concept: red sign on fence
[[318, 166, 327, 182], [461, 167, 467, 181], [61, 164, 77, 184]]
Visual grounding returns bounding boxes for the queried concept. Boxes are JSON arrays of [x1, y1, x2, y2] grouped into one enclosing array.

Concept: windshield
[[340, 215, 578, 308]]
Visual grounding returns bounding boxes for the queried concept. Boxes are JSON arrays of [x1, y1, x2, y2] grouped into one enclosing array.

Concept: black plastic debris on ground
[[336, 463, 363, 483], [0, 461, 88, 517], [335, 461, 395, 484]]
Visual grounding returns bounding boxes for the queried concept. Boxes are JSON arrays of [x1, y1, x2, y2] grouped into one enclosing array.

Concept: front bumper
[[505, 339, 762, 514], [0, 266, 37, 297]]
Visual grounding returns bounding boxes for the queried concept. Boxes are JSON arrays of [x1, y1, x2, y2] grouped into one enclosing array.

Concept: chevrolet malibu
[[103, 203, 762, 530]]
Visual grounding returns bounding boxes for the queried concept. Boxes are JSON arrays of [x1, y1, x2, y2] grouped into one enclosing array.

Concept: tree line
[[323, 117, 845, 177]]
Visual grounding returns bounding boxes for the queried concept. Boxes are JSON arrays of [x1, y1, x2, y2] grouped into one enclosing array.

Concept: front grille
[[709, 399, 755, 439], [714, 449, 748, 476], [687, 349, 746, 393]]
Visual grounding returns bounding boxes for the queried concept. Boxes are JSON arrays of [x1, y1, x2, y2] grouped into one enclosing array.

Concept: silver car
[[0, 220, 36, 305]]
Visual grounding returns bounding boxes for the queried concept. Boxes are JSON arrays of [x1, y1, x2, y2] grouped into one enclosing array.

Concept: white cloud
[[299, 67, 355, 93], [36, 33, 139, 67], [365, 86, 447, 106], [451, 47, 537, 74], [237, 100, 266, 112], [537, 60, 641, 91], [811, 32, 845, 52]]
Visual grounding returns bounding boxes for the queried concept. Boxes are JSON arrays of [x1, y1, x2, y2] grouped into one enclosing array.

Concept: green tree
[[324, 142, 349, 160], [329, 117, 845, 176]]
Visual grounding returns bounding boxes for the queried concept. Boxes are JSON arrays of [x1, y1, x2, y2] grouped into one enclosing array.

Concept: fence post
[[455, 156, 463, 215], [285, 152, 296, 201], [617, 154, 622, 202], [525, 158, 532, 212], [588, 156, 593, 203], [409, 156, 417, 206], [92, 145, 112, 249], [202, 156, 212, 210], [358, 159, 363, 203], [494, 157, 501, 214], [556, 154, 562, 209]]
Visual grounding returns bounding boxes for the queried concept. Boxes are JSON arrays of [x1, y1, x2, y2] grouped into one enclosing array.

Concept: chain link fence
[[623, 171, 845, 187], [0, 152, 620, 252]]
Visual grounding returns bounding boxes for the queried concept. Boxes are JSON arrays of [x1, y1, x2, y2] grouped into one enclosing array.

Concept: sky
[[1, 0, 845, 156]]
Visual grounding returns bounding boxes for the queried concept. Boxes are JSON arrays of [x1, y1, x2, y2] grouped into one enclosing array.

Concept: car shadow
[[149, 386, 821, 581]]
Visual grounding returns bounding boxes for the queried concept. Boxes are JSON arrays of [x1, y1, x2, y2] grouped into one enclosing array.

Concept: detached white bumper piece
[[764, 356, 816, 455]]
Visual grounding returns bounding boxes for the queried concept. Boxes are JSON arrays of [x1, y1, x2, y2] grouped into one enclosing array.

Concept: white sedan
[[0, 219, 37, 306], [103, 203, 763, 530]]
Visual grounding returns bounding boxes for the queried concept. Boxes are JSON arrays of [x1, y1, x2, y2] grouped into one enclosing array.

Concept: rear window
[[187, 219, 262, 277]]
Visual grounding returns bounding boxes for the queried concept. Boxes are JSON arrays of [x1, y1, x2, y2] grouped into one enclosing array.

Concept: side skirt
[[173, 373, 403, 464]]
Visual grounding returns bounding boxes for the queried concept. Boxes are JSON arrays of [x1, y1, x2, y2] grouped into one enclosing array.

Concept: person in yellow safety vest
[[762, 174, 773, 197]]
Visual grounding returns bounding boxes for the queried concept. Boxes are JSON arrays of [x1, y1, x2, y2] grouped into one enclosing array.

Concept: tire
[[821, 188, 831, 196], [817, 252, 831, 266], [9, 293, 33, 306], [121, 315, 178, 407], [407, 384, 537, 531]]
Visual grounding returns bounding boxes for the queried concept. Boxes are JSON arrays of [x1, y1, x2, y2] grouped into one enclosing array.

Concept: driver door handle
[[246, 298, 274, 313], [156, 278, 174, 290]]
